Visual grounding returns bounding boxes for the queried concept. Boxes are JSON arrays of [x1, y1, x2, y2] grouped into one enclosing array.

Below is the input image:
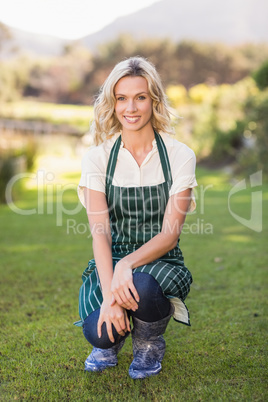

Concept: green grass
[[0, 166, 267, 401], [0, 101, 94, 132]]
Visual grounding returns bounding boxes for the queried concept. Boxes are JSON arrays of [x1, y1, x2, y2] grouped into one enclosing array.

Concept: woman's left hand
[[111, 260, 140, 311]]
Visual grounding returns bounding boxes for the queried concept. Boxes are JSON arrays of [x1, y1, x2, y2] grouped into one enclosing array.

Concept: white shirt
[[78, 132, 197, 211]]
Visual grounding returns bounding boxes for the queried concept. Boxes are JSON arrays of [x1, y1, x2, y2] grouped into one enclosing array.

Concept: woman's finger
[[113, 320, 126, 336], [110, 294, 116, 306], [122, 287, 138, 310], [128, 282, 140, 303], [117, 287, 136, 308], [97, 315, 103, 339], [112, 290, 126, 307], [124, 311, 131, 332], [106, 321, 115, 343], [113, 286, 139, 310], [119, 301, 131, 310]]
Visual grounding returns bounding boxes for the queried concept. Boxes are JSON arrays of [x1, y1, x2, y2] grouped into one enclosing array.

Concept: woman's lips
[[124, 116, 141, 123]]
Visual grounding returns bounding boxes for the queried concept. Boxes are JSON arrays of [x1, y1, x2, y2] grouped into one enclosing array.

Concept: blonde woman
[[75, 56, 197, 379]]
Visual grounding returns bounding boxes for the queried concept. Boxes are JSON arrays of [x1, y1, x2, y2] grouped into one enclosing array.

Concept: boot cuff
[[132, 304, 174, 339]]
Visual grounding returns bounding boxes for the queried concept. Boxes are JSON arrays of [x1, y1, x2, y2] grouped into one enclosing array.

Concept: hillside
[[1, 0, 268, 57], [0, 25, 67, 58], [82, 0, 268, 49]]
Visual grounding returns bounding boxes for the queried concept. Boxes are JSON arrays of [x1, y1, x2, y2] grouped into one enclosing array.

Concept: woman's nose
[[126, 100, 137, 113]]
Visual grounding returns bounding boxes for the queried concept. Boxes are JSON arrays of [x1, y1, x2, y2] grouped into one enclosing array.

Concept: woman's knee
[[82, 310, 122, 349], [133, 272, 158, 301], [132, 272, 170, 322]]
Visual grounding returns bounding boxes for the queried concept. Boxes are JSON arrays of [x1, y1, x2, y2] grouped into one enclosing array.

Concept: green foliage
[[238, 89, 268, 175], [1, 37, 268, 104], [0, 56, 31, 102], [253, 59, 268, 89], [0, 167, 267, 400], [1, 75, 265, 175], [175, 41, 267, 88], [0, 134, 38, 203], [211, 121, 245, 163], [174, 78, 259, 162], [0, 157, 16, 203]]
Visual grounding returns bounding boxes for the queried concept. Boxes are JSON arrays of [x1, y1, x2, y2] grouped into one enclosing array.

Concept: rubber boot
[[129, 305, 174, 379], [84, 339, 125, 372]]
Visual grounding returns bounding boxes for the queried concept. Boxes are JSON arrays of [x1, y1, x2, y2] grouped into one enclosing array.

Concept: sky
[[0, 0, 160, 39]]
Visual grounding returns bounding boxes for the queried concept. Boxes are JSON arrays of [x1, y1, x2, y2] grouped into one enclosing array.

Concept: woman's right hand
[[97, 298, 131, 343]]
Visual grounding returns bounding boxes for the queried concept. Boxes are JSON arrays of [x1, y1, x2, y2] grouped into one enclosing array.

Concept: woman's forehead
[[114, 76, 149, 94]]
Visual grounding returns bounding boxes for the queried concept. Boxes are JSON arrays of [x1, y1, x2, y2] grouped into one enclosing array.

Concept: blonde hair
[[90, 56, 174, 145]]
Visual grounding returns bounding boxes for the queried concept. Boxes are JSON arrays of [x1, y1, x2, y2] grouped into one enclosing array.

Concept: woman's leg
[[83, 308, 129, 349], [82, 309, 129, 372], [131, 272, 171, 322], [83, 272, 169, 347], [129, 272, 173, 379], [82, 272, 171, 373]]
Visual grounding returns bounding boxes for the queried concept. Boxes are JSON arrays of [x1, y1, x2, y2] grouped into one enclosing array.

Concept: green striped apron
[[75, 132, 192, 327]]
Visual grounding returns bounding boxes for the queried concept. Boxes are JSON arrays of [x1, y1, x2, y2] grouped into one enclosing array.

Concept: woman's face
[[114, 76, 153, 134]]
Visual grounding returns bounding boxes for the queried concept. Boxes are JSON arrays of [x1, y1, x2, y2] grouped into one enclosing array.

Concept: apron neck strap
[[105, 131, 173, 188], [106, 135, 121, 187], [154, 131, 173, 187]]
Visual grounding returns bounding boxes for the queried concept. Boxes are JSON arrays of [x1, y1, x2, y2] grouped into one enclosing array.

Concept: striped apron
[[75, 132, 192, 327]]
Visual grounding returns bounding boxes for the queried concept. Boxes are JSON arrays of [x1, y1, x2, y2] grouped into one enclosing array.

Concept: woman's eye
[[138, 95, 146, 100], [117, 96, 125, 101]]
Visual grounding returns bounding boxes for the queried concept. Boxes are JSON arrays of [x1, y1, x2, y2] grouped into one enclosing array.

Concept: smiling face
[[114, 76, 153, 135]]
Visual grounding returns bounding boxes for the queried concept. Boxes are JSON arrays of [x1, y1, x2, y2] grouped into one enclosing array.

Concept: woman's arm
[[111, 188, 192, 308], [84, 188, 131, 341]]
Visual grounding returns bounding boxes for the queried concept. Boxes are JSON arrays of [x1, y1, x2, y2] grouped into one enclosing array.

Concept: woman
[[75, 56, 197, 379]]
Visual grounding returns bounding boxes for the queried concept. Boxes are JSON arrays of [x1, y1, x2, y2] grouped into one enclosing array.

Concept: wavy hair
[[90, 56, 174, 145]]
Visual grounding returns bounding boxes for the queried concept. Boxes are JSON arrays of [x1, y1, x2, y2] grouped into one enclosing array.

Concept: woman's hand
[[97, 298, 131, 343], [111, 259, 140, 311]]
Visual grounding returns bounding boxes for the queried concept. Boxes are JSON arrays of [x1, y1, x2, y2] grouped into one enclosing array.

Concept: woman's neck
[[121, 128, 155, 167], [121, 128, 155, 153]]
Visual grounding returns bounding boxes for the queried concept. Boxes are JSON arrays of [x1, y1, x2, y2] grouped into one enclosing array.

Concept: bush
[[211, 121, 245, 164], [253, 59, 268, 90], [0, 157, 17, 203], [0, 136, 37, 203], [238, 90, 268, 176]]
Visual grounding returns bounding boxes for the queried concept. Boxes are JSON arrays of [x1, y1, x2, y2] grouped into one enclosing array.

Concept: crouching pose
[[74, 56, 197, 379]]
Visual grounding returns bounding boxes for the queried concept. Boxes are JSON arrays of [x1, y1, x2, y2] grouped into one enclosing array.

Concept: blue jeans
[[82, 272, 171, 349]]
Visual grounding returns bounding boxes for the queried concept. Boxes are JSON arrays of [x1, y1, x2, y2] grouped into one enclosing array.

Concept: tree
[[253, 60, 268, 90]]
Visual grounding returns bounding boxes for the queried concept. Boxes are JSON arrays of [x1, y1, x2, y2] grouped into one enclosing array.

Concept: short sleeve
[[169, 147, 198, 212], [78, 147, 106, 207]]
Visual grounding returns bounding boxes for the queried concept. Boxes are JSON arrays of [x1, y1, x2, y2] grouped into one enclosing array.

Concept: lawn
[[0, 163, 267, 401], [0, 101, 94, 133]]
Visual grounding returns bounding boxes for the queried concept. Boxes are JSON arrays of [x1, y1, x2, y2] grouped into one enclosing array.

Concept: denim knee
[[132, 272, 170, 322], [82, 309, 128, 349]]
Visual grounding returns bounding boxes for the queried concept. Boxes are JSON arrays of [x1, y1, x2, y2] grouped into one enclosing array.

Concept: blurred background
[[0, 0, 268, 197], [0, 1, 267, 399]]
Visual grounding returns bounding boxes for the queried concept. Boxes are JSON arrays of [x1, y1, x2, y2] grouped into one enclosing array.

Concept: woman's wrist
[[102, 290, 113, 302], [118, 257, 134, 270]]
